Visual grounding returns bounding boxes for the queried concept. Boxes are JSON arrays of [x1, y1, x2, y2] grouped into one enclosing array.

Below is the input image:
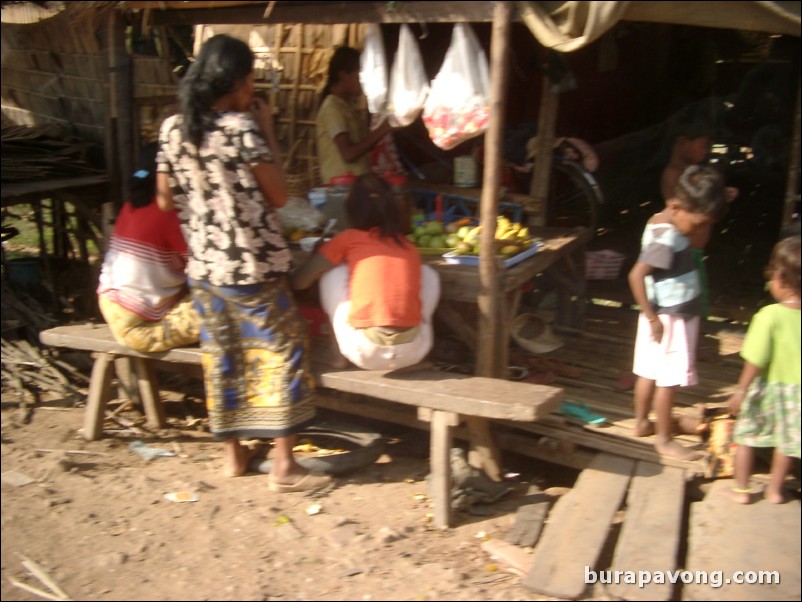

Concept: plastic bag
[[387, 24, 429, 127], [360, 24, 388, 115], [423, 24, 490, 150], [277, 196, 325, 232]]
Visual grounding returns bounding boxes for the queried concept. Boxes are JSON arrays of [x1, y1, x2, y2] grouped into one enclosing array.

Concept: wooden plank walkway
[[684, 479, 801, 601], [608, 461, 686, 601], [522, 453, 635, 599]]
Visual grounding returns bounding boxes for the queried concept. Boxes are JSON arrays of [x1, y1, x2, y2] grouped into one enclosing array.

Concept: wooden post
[[471, 0, 512, 481], [289, 24, 304, 148], [782, 80, 800, 233], [529, 76, 560, 227]]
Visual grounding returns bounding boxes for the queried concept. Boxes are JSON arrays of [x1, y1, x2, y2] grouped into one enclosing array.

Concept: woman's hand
[[250, 97, 276, 137]]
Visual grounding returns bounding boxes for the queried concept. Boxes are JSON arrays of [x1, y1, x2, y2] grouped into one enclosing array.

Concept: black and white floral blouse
[[157, 112, 292, 287]]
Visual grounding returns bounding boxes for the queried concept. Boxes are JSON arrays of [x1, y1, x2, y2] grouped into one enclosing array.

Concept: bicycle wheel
[[547, 161, 604, 232]]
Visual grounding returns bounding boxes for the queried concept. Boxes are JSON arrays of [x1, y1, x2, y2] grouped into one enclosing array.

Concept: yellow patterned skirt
[[190, 277, 316, 440]]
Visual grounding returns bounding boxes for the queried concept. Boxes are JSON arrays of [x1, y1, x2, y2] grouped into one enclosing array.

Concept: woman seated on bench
[[291, 173, 440, 370], [97, 142, 200, 353]]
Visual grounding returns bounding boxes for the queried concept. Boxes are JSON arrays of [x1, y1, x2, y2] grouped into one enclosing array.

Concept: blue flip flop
[[560, 399, 607, 425]]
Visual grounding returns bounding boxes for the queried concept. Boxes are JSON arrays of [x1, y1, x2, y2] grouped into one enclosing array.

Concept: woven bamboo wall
[[196, 23, 367, 188], [1, 10, 108, 146]]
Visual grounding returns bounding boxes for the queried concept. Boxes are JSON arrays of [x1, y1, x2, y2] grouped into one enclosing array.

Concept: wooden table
[[424, 226, 593, 369]]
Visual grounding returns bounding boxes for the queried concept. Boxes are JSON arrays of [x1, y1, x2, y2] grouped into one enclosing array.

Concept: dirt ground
[[1, 380, 603, 602]]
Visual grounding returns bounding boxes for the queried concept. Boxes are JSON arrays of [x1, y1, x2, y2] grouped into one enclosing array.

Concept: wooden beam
[[529, 76, 559, 227], [477, 1, 512, 380], [147, 2, 512, 26]]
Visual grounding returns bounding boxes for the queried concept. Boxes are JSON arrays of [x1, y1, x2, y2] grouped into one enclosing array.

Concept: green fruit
[[457, 225, 472, 240], [445, 234, 461, 248], [414, 225, 427, 238], [417, 235, 432, 248], [425, 221, 444, 236]]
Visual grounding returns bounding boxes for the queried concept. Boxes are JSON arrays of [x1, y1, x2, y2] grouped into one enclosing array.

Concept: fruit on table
[[448, 216, 535, 258]]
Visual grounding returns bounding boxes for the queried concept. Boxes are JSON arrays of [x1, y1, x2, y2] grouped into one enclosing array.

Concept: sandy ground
[[0, 384, 601, 602]]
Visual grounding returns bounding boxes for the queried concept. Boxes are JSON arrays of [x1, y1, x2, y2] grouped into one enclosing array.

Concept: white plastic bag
[[387, 24, 429, 127], [360, 24, 388, 115], [277, 196, 325, 232], [423, 24, 490, 150]]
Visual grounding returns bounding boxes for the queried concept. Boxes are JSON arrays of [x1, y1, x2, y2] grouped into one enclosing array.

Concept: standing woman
[[156, 34, 330, 492], [316, 46, 394, 183]]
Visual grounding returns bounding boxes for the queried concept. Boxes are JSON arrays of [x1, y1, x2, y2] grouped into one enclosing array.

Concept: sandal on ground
[[560, 399, 607, 425], [268, 472, 332, 493]]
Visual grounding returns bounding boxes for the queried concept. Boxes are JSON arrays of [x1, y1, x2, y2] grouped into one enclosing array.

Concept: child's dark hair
[[129, 142, 158, 209], [674, 165, 728, 221], [346, 173, 410, 245], [767, 235, 801, 296], [178, 34, 254, 149], [322, 46, 361, 98]]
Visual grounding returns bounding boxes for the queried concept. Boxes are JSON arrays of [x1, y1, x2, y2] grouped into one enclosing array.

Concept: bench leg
[[114, 357, 140, 406], [423, 408, 460, 530], [133, 357, 165, 429], [84, 352, 115, 441]]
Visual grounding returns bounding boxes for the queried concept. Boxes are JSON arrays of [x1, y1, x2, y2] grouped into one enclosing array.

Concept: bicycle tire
[[547, 161, 604, 232]]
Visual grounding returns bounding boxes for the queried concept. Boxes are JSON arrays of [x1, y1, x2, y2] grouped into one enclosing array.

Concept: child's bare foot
[[634, 419, 656, 437], [654, 439, 704, 460], [764, 489, 786, 504], [720, 485, 753, 504]]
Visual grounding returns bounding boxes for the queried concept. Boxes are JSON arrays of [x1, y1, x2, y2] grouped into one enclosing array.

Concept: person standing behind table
[[315, 46, 396, 183], [725, 235, 800, 504], [661, 120, 738, 316], [97, 142, 200, 353], [156, 34, 330, 492], [291, 173, 440, 371], [628, 165, 728, 460]]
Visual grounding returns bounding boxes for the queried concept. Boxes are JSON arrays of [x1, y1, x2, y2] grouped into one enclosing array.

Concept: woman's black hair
[[178, 34, 254, 149], [322, 46, 361, 98], [129, 142, 159, 209], [346, 173, 410, 245]]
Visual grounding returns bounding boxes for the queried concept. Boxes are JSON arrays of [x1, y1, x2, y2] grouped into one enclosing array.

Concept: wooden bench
[[39, 323, 564, 528]]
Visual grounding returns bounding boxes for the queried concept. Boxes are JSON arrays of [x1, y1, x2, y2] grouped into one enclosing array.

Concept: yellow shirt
[[315, 94, 370, 183]]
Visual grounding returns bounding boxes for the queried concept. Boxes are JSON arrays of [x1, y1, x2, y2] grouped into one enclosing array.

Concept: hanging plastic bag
[[359, 24, 388, 115], [387, 24, 429, 127], [423, 24, 490, 150]]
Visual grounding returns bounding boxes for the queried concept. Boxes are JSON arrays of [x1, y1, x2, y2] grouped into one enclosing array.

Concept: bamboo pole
[[469, 0, 512, 482]]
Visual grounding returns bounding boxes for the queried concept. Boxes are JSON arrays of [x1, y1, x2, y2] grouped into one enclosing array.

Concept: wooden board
[[40, 324, 202, 364], [608, 461, 686, 601], [317, 368, 563, 421], [523, 453, 635, 599], [684, 479, 801, 601]]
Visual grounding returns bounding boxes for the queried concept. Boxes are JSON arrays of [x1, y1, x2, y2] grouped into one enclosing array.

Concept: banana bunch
[[452, 217, 533, 257]]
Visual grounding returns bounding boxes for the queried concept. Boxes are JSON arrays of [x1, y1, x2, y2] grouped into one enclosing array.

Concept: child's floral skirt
[[734, 377, 801, 458]]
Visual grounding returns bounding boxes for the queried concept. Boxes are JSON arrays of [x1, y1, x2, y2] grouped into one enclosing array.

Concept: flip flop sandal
[[560, 399, 607, 425]]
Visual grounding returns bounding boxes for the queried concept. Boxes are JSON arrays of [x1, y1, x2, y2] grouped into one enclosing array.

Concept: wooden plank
[[40, 325, 203, 364], [317, 368, 563, 421], [505, 486, 551, 548], [523, 453, 635, 599], [148, 1, 505, 26], [684, 479, 801, 601], [608, 461, 685, 601], [428, 409, 457, 529], [83, 352, 114, 441]]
